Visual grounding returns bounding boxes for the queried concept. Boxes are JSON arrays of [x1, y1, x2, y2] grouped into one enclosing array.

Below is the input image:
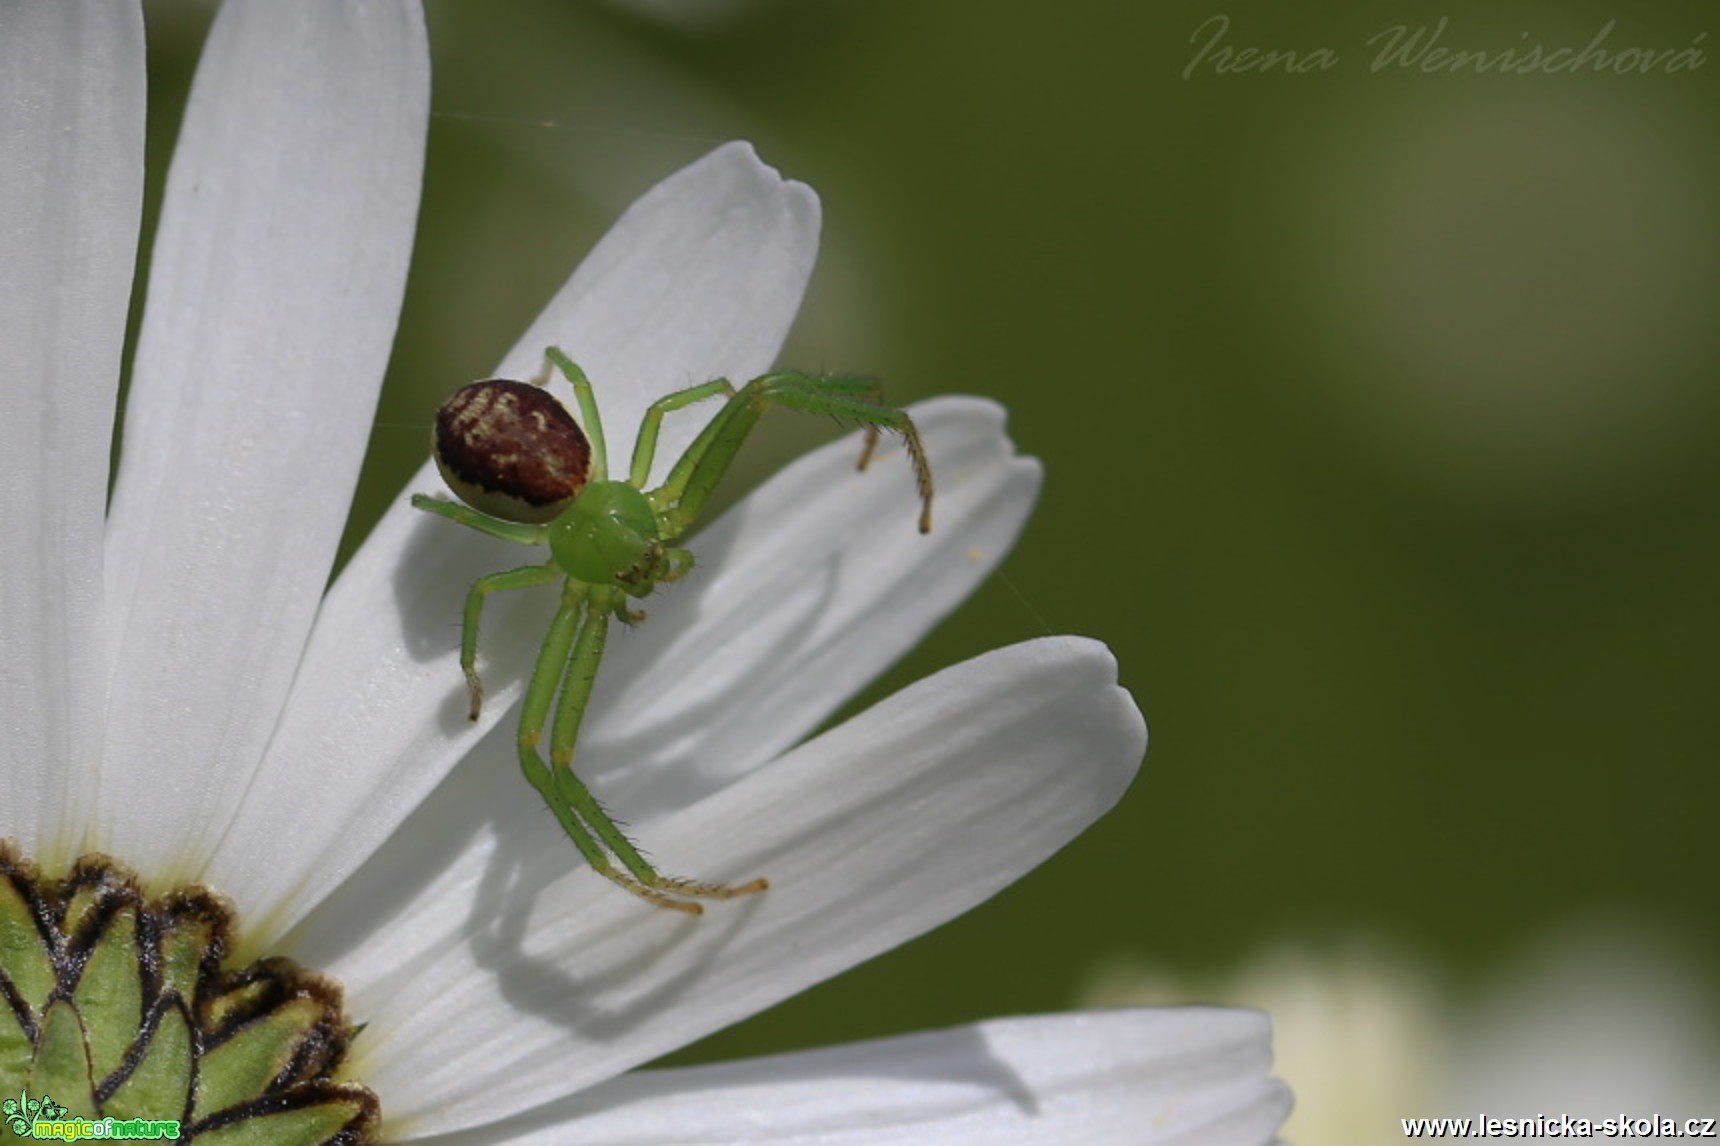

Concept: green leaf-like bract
[[0, 845, 377, 1143]]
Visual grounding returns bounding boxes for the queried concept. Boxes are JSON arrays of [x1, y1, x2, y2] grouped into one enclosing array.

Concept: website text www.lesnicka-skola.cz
[[1402, 1114, 1718, 1138]]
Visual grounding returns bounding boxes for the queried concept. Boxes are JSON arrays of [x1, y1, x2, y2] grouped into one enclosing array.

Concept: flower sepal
[[0, 845, 378, 1144]]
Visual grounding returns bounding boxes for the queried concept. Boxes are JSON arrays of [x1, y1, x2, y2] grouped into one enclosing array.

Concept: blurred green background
[[144, 0, 1720, 1110]]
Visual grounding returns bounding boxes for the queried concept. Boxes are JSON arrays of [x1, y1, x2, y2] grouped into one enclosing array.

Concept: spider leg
[[459, 563, 561, 720], [523, 582, 767, 912], [824, 375, 889, 472], [650, 371, 934, 537], [411, 494, 548, 545], [629, 379, 735, 489], [661, 546, 695, 583], [538, 347, 610, 481], [515, 580, 640, 897]]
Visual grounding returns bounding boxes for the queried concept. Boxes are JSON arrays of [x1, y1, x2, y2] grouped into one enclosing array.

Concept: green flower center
[[0, 845, 376, 1144]]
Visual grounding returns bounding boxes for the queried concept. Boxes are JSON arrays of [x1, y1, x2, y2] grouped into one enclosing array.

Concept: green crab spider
[[412, 347, 934, 913]]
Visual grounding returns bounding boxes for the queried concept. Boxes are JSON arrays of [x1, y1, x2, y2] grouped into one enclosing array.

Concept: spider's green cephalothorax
[[412, 347, 934, 913], [549, 480, 668, 591]]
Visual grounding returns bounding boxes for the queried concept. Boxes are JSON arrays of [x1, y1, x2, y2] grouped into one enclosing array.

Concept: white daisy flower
[[1087, 927, 1720, 1145], [0, 1, 1288, 1141]]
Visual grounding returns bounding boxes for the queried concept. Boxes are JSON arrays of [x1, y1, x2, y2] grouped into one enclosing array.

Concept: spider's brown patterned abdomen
[[432, 379, 592, 525]]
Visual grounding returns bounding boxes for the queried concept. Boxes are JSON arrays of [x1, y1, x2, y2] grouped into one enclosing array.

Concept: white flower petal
[[0, 2, 143, 863], [211, 143, 820, 936], [298, 636, 1143, 1136], [492, 140, 822, 482], [431, 1009, 1286, 1145], [95, 0, 427, 876]]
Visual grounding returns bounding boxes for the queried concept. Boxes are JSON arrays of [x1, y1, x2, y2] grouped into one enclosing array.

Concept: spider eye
[[432, 379, 591, 524]]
